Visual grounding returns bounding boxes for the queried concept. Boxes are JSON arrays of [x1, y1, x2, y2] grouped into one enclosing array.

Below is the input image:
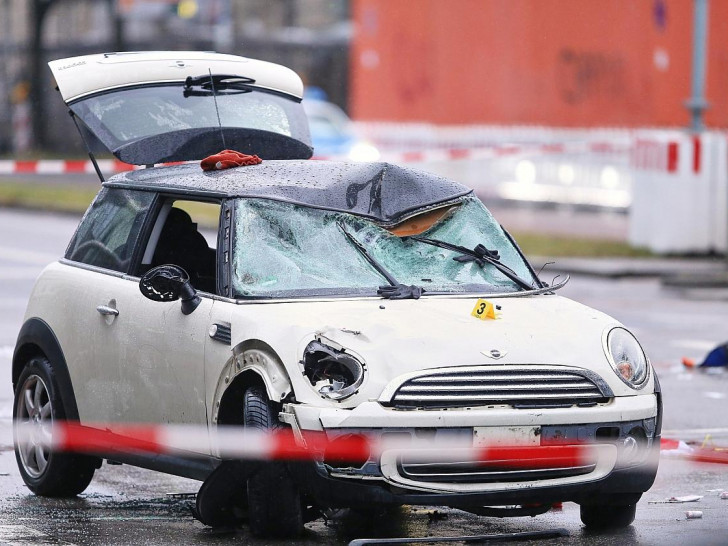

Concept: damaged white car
[[12, 52, 661, 538]]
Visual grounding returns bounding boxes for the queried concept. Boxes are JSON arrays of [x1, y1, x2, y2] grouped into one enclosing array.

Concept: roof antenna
[[208, 69, 227, 150]]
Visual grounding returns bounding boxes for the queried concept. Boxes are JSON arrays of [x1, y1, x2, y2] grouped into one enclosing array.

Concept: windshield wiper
[[409, 236, 536, 291], [337, 221, 424, 300], [183, 74, 255, 97]]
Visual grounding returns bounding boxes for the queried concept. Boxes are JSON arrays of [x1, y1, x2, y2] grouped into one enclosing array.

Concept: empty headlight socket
[[300, 338, 366, 401]]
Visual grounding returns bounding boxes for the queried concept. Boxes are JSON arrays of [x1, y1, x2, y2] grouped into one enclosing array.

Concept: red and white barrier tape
[[0, 142, 627, 176], [661, 437, 728, 465], [15, 421, 598, 468]]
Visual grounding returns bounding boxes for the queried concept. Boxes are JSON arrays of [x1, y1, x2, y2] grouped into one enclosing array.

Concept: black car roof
[[105, 160, 472, 225]]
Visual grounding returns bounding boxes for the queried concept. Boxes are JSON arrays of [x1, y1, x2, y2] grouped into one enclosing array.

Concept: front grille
[[386, 365, 613, 409], [398, 459, 597, 484]]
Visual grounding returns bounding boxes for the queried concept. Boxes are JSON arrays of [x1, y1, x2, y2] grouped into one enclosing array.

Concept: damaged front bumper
[[280, 395, 660, 508]]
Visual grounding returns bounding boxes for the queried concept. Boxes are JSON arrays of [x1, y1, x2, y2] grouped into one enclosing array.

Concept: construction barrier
[[629, 130, 728, 254]]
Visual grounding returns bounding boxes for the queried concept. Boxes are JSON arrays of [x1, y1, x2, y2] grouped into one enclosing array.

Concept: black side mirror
[[139, 265, 201, 315]]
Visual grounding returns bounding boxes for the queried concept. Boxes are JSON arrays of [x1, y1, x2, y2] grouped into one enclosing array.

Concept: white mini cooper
[[12, 52, 661, 538]]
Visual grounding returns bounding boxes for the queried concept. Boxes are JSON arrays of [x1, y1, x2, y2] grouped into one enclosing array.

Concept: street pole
[[1, 0, 11, 153], [686, 0, 709, 132]]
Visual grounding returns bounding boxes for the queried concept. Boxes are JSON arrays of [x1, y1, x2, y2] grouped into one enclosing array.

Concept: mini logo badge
[[482, 349, 507, 360]]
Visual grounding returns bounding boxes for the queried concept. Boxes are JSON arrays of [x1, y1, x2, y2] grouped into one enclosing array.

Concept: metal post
[[686, 0, 709, 131], [1, 0, 12, 153]]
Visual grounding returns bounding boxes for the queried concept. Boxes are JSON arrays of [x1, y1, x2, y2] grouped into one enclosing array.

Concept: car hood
[[49, 52, 312, 164], [231, 294, 648, 405]]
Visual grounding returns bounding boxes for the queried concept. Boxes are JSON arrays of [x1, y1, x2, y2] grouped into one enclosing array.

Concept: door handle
[[96, 305, 119, 316]]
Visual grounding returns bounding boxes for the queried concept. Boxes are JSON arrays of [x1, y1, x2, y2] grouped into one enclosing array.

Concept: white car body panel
[[49, 51, 304, 102], [212, 295, 650, 415]]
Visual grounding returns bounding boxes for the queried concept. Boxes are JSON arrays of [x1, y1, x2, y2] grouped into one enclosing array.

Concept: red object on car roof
[[200, 150, 262, 171]]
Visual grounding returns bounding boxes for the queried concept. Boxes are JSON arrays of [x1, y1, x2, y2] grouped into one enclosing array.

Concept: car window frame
[[130, 191, 227, 297], [64, 187, 159, 275]]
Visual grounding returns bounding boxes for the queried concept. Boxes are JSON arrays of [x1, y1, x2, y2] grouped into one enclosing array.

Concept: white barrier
[[629, 130, 728, 254]]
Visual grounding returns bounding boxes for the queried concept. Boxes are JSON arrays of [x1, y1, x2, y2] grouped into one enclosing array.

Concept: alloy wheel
[[15, 374, 53, 478]]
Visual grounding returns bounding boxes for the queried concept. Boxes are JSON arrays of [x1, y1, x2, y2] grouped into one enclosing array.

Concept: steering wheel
[[69, 240, 124, 270]]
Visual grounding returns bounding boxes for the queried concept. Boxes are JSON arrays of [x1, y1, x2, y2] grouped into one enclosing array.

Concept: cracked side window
[[66, 188, 154, 273]]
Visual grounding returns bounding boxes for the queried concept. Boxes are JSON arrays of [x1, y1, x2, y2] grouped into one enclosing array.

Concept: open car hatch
[[49, 52, 313, 165]]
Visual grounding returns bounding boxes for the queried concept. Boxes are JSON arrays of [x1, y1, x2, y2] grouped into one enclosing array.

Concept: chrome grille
[[386, 365, 613, 409]]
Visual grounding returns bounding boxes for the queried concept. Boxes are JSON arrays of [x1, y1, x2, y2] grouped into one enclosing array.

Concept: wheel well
[[13, 318, 81, 420], [217, 370, 267, 426], [12, 343, 44, 388]]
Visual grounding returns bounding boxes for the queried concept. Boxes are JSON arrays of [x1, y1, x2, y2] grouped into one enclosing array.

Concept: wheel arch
[[12, 317, 80, 420], [214, 339, 294, 426]]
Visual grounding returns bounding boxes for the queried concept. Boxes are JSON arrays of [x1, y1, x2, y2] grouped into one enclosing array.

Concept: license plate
[[473, 426, 541, 447]]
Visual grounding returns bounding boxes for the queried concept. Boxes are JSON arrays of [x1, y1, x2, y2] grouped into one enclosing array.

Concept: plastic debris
[[649, 495, 703, 504], [200, 150, 262, 171], [685, 511, 703, 519], [720, 491, 728, 500]]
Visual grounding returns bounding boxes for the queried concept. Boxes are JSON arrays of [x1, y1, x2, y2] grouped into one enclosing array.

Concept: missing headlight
[[301, 340, 366, 400]]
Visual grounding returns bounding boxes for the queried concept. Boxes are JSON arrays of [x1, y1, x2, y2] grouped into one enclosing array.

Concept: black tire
[[580, 501, 636, 530], [245, 386, 304, 538], [13, 356, 97, 497]]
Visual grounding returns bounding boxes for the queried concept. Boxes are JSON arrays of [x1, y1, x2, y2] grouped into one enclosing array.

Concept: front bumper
[[283, 394, 660, 508]]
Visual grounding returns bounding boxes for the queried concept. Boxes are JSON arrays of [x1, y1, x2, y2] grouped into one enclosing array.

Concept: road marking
[[663, 427, 728, 436], [670, 339, 719, 352], [0, 247, 58, 266], [0, 525, 78, 546], [0, 267, 42, 281]]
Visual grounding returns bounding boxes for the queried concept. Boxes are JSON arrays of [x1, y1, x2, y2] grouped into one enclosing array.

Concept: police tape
[[661, 437, 728, 465], [16, 423, 728, 466], [14, 421, 602, 468], [0, 141, 628, 176]]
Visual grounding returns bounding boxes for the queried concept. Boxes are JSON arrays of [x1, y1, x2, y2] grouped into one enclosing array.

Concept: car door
[[59, 187, 157, 426], [110, 197, 225, 455]]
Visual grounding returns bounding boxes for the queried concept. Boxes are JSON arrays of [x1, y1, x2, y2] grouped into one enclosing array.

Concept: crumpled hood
[[231, 294, 650, 405]]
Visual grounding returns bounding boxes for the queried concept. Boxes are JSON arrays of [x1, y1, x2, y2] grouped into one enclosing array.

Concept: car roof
[[104, 160, 472, 225]]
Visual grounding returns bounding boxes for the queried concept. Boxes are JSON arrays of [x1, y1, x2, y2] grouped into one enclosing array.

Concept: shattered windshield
[[232, 196, 537, 298]]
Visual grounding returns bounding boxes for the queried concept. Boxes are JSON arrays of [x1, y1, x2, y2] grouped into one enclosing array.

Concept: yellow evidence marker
[[471, 298, 497, 320]]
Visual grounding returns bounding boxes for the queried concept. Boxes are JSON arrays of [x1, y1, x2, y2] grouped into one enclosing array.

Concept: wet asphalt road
[[1, 207, 727, 545]]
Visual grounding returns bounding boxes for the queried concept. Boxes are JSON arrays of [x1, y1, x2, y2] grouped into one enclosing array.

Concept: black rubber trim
[[653, 370, 663, 436], [13, 317, 80, 420]]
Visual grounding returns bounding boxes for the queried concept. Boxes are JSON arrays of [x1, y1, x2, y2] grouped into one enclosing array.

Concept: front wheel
[[244, 386, 304, 538], [580, 501, 636, 529], [14, 356, 97, 496]]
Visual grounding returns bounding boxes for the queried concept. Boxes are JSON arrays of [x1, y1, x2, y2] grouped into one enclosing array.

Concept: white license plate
[[473, 426, 541, 447]]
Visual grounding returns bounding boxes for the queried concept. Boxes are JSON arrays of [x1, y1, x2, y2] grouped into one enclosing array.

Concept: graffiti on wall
[[557, 49, 626, 105]]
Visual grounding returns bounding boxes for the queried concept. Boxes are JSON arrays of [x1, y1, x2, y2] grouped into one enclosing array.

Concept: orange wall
[[350, 0, 728, 127]]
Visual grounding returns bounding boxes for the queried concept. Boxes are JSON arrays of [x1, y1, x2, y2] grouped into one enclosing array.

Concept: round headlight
[[605, 328, 649, 389]]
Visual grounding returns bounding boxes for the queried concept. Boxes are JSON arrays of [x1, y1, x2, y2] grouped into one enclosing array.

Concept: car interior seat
[[152, 207, 216, 293]]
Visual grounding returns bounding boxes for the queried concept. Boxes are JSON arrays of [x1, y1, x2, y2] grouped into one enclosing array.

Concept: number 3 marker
[[471, 298, 497, 320]]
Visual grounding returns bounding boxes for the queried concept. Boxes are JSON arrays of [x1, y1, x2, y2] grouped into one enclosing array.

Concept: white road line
[[0, 247, 58, 266], [670, 339, 720, 352], [0, 267, 42, 280], [0, 525, 78, 546], [662, 427, 728, 436]]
